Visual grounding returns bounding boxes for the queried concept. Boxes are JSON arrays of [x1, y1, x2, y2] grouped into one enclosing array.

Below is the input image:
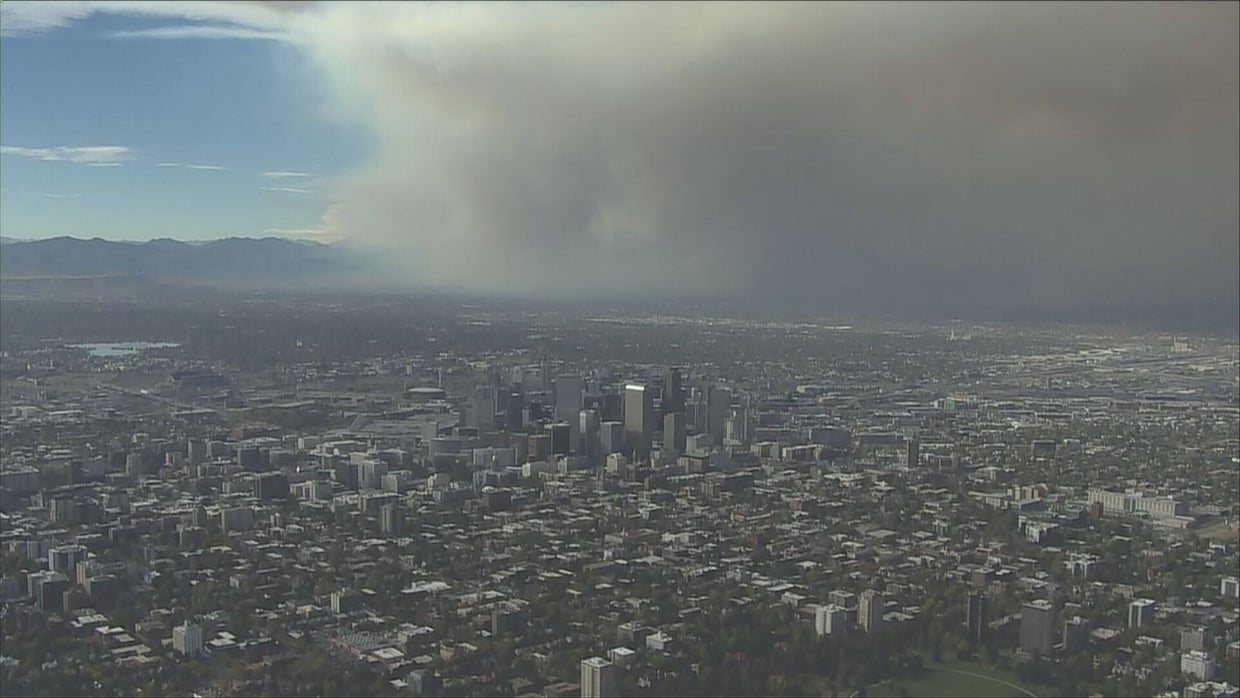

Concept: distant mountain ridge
[[0, 236, 360, 286]]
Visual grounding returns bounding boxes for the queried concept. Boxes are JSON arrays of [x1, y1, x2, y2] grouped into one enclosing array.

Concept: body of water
[[67, 341, 181, 357]]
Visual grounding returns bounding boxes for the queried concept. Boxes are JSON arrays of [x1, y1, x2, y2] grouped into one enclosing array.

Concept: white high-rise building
[[815, 604, 847, 636], [1088, 488, 1185, 520], [859, 589, 883, 633], [1181, 650, 1217, 681], [580, 656, 615, 698], [48, 544, 87, 576], [600, 421, 624, 458], [173, 621, 203, 656], [1128, 598, 1156, 628]]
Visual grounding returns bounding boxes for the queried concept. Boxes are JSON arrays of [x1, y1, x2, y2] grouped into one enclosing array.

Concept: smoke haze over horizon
[[2, 1, 1237, 325]]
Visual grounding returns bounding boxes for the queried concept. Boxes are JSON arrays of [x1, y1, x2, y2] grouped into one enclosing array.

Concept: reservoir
[[67, 341, 181, 357]]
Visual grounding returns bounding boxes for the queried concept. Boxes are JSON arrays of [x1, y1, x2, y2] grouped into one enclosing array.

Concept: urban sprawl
[[1, 303, 1238, 698]]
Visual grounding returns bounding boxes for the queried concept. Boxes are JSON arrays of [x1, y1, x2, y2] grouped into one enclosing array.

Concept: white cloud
[[1, 188, 81, 199], [1, 145, 130, 164], [264, 204, 345, 241], [262, 186, 313, 194], [261, 170, 313, 178], [0, 1, 95, 36], [156, 162, 226, 170], [0, 1, 293, 38]]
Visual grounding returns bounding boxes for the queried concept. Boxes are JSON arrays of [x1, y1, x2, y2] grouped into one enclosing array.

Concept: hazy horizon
[[1, 1, 1237, 322]]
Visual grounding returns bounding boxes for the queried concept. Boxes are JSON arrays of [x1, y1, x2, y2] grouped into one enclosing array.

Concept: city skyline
[[0, 286, 1237, 697]]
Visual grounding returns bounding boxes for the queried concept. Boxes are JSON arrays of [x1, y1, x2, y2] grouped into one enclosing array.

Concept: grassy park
[[858, 656, 1053, 698]]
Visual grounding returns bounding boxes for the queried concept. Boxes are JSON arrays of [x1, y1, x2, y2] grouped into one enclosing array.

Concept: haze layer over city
[[0, 3, 1237, 698]]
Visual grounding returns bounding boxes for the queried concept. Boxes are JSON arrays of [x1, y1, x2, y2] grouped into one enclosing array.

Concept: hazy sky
[[1, 1, 1236, 317]]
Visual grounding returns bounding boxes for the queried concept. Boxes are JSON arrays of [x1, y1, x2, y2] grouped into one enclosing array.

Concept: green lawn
[[860, 656, 1053, 698]]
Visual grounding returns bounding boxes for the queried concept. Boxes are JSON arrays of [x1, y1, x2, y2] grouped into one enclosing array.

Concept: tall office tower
[[624, 384, 654, 462], [380, 503, 404, 536], [528, 434, 551, 462], [526, 399, 545, 423], [476, 384, 499, 404], [186, 439, 205, 466], [735, 393, 752, 445], [663, 412, 686, 453], [583, 392, 604, 416], [473, 385, 497, 432], [686, 397, 706, 435], [906, 437, 920, 468], [600, 421, 625, 459], [1063, 616, 1090, 654], [707, 386, 731, 445], [580, 656, 615, 698], [966, 591, 988, 642], [859, 589, 883, 633], [507, 391, 525, 432], [358, 460, 388, 490], [558, 374, 585, 446], [662, 367, 684, 415], [579, 409, 600, 466], [1020, 599, 1055, 655], [126, 452, 146, 477], [725, 409, 745, 446], [1128, 598, 1156, 628], [554, 375, 583, 423], [547, 422, 572, 457], [601, 392, 623, 423]]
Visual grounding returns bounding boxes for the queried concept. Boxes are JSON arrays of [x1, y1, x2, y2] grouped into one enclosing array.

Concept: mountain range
[[0, 236, 359, 286]]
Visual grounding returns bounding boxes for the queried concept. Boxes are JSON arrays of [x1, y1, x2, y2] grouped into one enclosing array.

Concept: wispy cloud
[[262, 186, 313, 194], [261, 170, 313, 178], [1, 188, 82, 199], [0, 1, 94, 37], [156, 162, 226, 170], [265, 227, 328, 237], [0, 1, 294, 39], [1, 145, 130, 164], [264, 204, 345, 242], [111, 25, 288, 41]]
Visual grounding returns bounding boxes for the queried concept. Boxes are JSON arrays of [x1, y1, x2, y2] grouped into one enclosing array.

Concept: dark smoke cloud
[[291, 3, 1237, 323]]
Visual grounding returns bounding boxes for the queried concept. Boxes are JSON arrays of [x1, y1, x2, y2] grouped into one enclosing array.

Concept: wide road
[[95, 382, 231, 420]]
